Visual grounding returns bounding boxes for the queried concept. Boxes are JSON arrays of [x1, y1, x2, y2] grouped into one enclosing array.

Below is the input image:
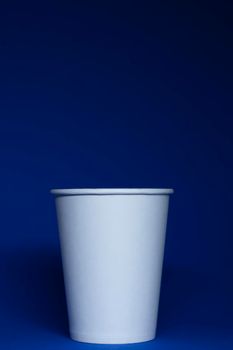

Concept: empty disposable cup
[[51, 188, 174, 344]]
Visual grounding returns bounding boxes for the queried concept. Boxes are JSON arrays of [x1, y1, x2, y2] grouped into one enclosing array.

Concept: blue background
[[0, 1, 232, 349]]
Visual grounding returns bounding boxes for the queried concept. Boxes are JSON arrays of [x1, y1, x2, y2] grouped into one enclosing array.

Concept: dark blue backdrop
[[0, 1, 232, 349]]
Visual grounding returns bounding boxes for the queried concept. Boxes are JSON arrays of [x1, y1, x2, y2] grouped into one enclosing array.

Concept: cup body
[[51, 188, 173, 344]]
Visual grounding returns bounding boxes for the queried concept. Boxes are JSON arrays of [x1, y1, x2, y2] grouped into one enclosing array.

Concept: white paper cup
[[51, 188, 173, 344]]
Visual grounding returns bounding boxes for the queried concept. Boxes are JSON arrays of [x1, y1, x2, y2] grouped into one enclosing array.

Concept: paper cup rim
[[50, 188, 174, 196]]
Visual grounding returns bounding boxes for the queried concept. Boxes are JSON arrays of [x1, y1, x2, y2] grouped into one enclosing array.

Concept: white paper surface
[[53, 191, 172, 344]]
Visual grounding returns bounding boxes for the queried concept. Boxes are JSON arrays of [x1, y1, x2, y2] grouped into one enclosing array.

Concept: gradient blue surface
[[0, 1, 232, 349]]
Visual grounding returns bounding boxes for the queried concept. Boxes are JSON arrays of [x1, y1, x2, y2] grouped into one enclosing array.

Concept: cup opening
[[50, 188, 174, 196]]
